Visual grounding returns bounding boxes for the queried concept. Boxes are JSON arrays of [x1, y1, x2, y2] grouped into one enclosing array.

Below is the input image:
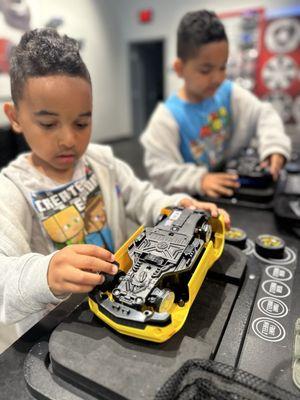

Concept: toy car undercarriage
[[89, 207, 225, 342]]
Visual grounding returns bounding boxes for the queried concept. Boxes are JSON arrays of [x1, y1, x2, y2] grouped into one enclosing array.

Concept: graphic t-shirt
[[165, 80, 233, 169], [30, 164, 114, 251]]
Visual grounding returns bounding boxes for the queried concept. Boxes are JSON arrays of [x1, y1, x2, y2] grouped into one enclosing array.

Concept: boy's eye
[[39, 122, 56, 129], [199, 69, 211, 75], [75, 122, 89, 129]]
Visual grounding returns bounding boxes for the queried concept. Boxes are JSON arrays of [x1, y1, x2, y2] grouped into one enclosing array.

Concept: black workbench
[[0, 205, 299, 400]]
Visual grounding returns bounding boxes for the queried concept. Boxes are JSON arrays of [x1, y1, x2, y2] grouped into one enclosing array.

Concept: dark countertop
[[0, 293, 86, 400], [0, 205, 299, 400]]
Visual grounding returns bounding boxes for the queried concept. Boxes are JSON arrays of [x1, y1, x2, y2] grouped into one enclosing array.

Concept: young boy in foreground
[[0, 28, 230, 339]]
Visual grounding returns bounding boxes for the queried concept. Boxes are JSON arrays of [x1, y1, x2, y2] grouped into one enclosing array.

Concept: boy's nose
[[211, 71, 225, 86], [58, 128, 76, 148]]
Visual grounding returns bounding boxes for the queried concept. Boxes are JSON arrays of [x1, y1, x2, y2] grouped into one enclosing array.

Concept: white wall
[[34, 0, 127, 142], [0, 0, 126, 142]]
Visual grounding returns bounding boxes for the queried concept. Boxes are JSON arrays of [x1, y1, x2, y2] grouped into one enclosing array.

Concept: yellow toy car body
[[89, 207, 225, 343]]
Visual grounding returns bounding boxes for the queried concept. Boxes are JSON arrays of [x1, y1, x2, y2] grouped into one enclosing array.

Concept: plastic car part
[[152, 288, 175, 313], [225, 227, 247, 250], [89, 263, 124, 295], [89, 207, 225, 343], [255, 234, 286, 259], [226, 149, 273, 189]]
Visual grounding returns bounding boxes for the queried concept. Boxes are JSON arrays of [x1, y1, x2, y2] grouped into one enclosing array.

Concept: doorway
[[129, 40, 164, 136]]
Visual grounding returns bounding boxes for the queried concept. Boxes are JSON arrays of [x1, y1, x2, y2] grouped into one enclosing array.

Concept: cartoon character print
[[42, 205, 85, 249], [84, 195, 106, 231], [84, 194, 114, 251], [189, 106, 230, 168], [32, 165, 114, 251], [190, 140, 210, 166]]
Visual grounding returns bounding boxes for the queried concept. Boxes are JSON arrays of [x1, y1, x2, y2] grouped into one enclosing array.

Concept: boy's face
[[5, 75, 92, 182], [174, 40, 229, 102]]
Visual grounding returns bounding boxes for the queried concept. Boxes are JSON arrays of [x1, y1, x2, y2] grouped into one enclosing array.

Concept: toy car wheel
[[225, 227, 247, 249], [154, 289, 175, 313], [200, 223, 212, 243], [195, 222, 212, 243], [255, 234, 285, 259]]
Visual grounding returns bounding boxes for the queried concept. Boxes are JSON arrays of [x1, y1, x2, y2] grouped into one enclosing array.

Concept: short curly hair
[[177, 10, 227, 61], [10, 28, 91, 104]]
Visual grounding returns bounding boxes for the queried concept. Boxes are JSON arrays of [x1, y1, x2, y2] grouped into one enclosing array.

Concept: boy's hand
[[47, 244, 118, 296], [179, 197, 231, 230], [201, 172, 240, 198], [260, 154, 285, 181]]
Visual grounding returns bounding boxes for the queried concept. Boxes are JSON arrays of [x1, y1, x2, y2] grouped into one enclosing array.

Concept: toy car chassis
[[89, 207, 225, 343], [226, 151, 273, 189]]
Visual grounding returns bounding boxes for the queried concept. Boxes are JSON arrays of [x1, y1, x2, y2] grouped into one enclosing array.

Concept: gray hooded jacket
[[0, 143, 186, 342]]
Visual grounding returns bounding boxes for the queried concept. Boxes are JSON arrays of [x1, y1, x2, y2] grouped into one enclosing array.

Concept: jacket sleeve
[[112, 155, 189, 227], [140, 104, 208, 195], [0, 176, 65, 324], [231, 83, 291, 161]]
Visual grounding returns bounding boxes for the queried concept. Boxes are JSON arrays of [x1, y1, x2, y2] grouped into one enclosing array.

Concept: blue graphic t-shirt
[[30, 164, 114, 252], [165, 80, 233, 169]]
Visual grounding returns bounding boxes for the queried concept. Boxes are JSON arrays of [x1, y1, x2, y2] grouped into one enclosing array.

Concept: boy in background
[[140, 10, 291, 198], [0, 28, 229, 339]]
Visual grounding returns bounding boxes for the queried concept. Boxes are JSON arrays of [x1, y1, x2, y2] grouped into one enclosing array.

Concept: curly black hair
[[177, 10, 227, 61], [10, 28, 91, 104]]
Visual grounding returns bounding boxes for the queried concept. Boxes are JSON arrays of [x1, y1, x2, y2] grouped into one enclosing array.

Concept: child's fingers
[[206, 190, 219, 198], [180, 198, 231, 228], [48, 264, 105, 296], [218, 208, 231, 229], [269, 155, 284, 180], [179, 197, 219, 215], [269, 167, 279, 181], [215, 173, 239, 181], [204, 202, 218, 217], [69, 244, 115, 262], [211, 184, 233, 197], [260, 160, 269, 169], [73, 254, 118, 275], [64, 266, 105, 286], [220, 179, 240, 188], [214, 175, 240, 188], [194, 201, 219, 217]]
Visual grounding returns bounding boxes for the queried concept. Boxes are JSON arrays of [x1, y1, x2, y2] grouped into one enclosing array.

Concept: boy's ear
[[3, 102, 22, 133], [173, 58, 184, 78]]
